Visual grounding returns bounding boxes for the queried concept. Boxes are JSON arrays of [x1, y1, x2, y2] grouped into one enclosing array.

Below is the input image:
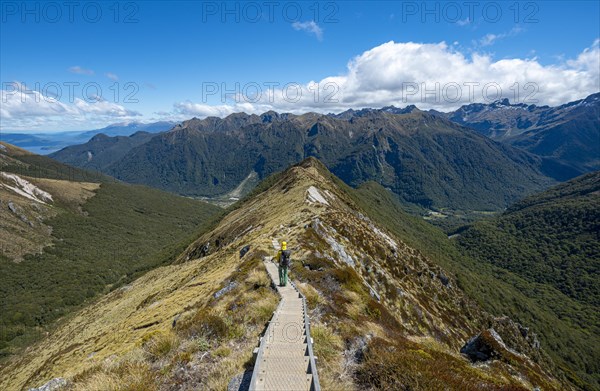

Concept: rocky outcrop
[[27, 378, 67, 391], [461, 328, 509, 362]]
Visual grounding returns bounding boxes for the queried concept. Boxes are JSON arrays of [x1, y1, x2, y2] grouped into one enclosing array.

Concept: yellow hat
[[281, 241, 287, 250]]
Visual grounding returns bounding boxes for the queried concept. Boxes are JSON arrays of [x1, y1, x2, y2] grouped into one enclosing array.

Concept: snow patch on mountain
[[0, 172, 53, 204]]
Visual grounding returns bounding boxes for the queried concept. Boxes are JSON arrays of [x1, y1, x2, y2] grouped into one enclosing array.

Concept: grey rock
[[228, 370, 253, 391], [438, 273, 450, 287], [8, 201, 18, 214], [28, 378, 68, 391], [214, 281, 237, 299], [461, 328, 505, 362], [239, 245, 250, 258]]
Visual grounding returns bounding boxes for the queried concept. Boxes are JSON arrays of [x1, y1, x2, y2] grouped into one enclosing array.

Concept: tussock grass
[[70, 361, 158, 391], [297, 282, 325, 310], [64, 255, 278, 391], [312, 324, 343, 364], [354, 337, 542, 391], [246, 296, 278, 324], [213, 345, 232, 358], [311, 323, 355, 391], [245, 268, 271, 288], [144, 331, 180, 360]]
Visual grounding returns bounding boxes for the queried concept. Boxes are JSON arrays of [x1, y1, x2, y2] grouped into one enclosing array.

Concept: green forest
[[0, 176, 220, 358]]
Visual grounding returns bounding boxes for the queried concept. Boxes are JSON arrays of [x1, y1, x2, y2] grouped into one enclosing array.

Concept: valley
[[0, 142, 222, 360], [2, 6, 598, 389], [0, 158, 574, 391]]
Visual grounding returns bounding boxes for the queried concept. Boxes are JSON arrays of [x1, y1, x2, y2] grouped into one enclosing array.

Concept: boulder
[[239, 245, 250, 258], [437, 273, 450, 287], [461, 328, 507, 362]]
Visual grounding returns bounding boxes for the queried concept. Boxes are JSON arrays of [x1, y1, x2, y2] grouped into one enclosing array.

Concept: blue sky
[[1, 0, 599, 131]]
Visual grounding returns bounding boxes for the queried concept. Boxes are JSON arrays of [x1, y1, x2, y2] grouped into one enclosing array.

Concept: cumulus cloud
[[168, 40, 600, 117], [172, 101, 274, 119], [4, 40, 599, 130], [0, 82, 141, 130], [292, 21, 323, 41], [68, 66, 94, 75]]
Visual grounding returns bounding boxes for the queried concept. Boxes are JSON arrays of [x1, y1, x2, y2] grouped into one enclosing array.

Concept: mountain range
[[439, 92, 600, 177], [48, 93, 598, 215], [1, 144, 597, 389], [0, 121, 174, 155], [51, 110, 556, 213]]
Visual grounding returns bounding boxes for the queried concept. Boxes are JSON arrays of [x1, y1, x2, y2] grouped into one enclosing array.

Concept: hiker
[[276, 241, 291, 286]]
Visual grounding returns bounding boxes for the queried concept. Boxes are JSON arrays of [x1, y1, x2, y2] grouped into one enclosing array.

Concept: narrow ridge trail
[[248, 240, 320, 391]]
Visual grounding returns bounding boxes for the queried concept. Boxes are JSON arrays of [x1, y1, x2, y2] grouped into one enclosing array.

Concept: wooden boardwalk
[[249, 242, 320, 391]]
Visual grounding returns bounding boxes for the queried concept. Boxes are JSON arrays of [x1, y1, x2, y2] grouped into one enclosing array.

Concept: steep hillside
[[454, 172, 600, 388], [458, 171, 599, 305], [1, 158, 569, 391], [350, 180, 600, 389], [49, 131, 159, 172], [0, 142, 107, 183], [0, 143, 222, 360], [99, 110, 553, 212], [441, 92, 600, 177]]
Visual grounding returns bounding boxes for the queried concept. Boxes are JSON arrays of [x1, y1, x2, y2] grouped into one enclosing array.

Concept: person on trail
[[276, 241, 291, 287]]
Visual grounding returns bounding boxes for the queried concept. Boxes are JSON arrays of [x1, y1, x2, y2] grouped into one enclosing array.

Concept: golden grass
[[310, 323, 356, 391], [312, 324, 343, 364], [29, 177, 99, 207], [0, 160, 564, 391], [297, 282, 325, 310], [0, 176, 99, 261], [245, 268, 271, 288], [0, 251, 237, 390], [69, 357, 158, 391], [144, 331, 180, 360]]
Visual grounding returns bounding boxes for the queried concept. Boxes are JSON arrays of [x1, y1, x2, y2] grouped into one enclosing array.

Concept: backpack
[[280, 250, 291, 267]]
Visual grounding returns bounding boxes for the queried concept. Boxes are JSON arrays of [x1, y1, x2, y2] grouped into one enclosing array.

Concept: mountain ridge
[[438, 92, 600, 175], [0, 157, 571, 391], [52, 109, 555, 213]]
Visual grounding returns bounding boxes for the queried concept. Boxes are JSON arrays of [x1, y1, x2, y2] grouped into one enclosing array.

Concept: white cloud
[[567, 38, 600, 72], [456, 18, 471, 26], [172, 101, 273, 118], [169, 40, 600, 117], [0, 82, 141, 131], [4, 40, 599, 130], [68, 66, 94, 75], [106, 72, 119, 81], [292, 21, 323, 41], [477, 26, 524, 47]]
